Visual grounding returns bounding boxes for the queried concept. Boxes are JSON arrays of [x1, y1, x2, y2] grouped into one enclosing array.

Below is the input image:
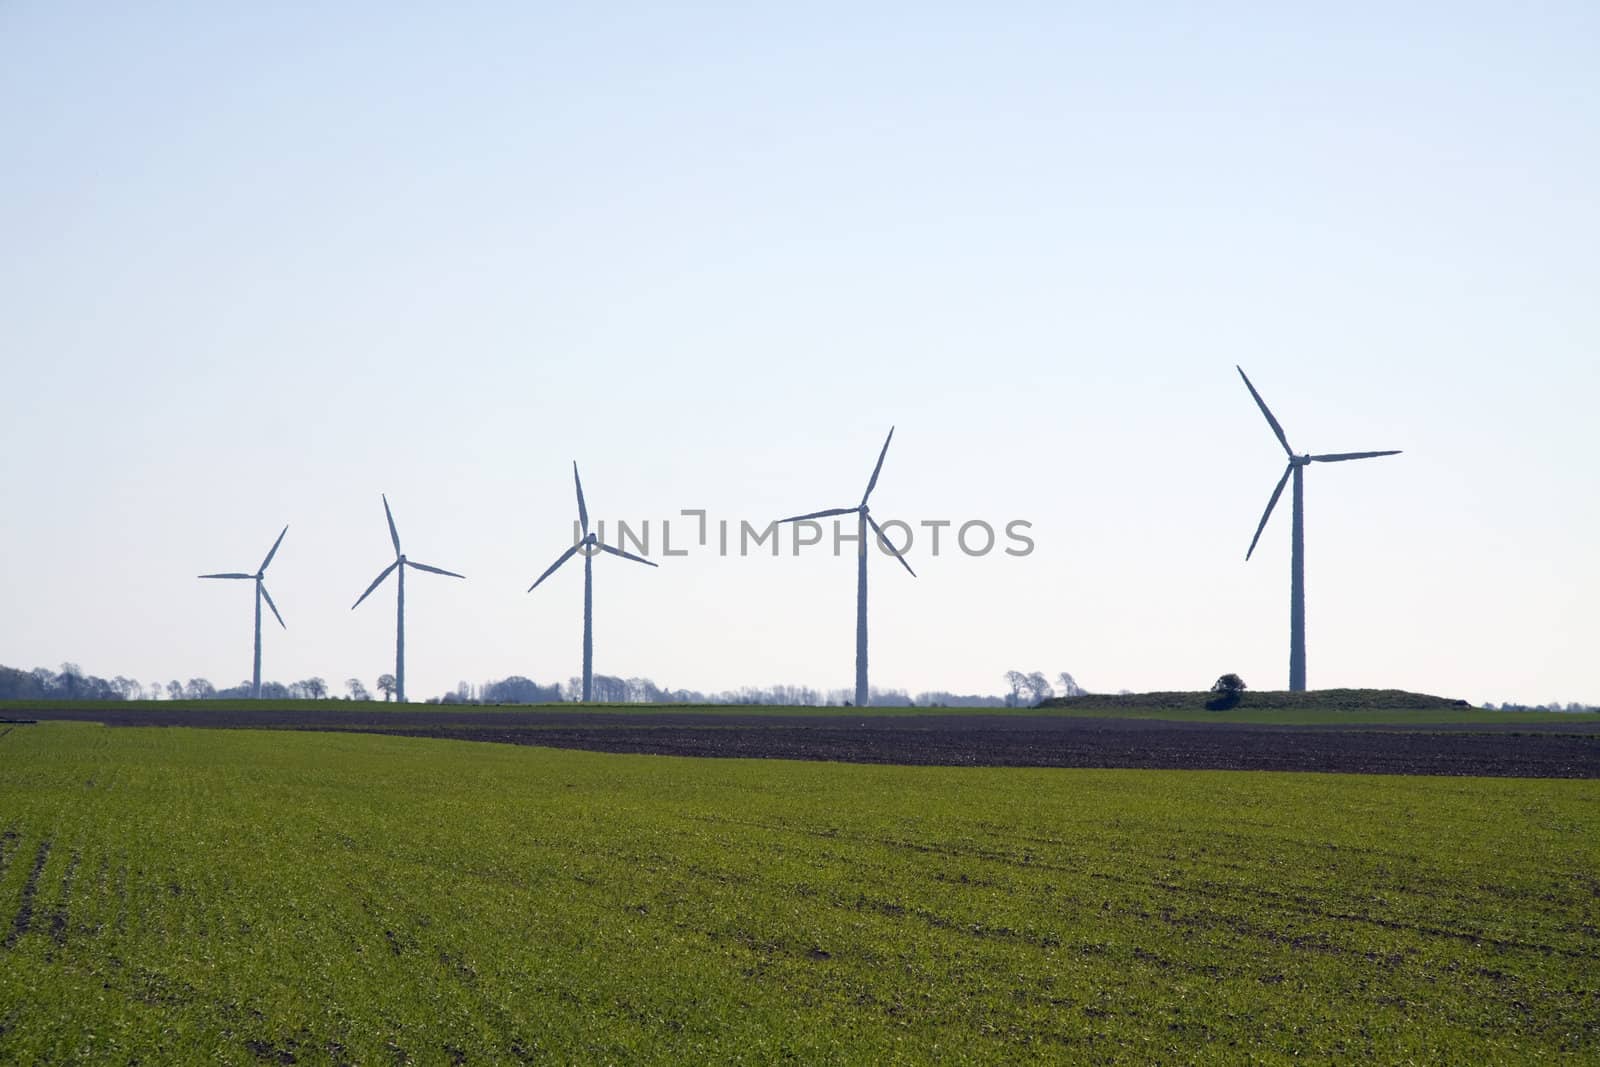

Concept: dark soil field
[[17, 704, 1600, 778]]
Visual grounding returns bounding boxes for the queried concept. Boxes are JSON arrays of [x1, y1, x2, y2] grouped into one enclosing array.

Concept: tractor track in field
[[15, 706, 1600, 777], [4, 838, 51, 949]]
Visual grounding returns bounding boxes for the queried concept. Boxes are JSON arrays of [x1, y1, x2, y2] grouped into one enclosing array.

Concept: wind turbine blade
[[382, 494, 401, 555], [260, 584, 286, 629], [860, 426, 896, 506], [528, 543, 581, 592], [573, 462, 589, 536], [198, 573, 254, 580], [599, 542, 659, 568], [778, 506, 858, 523], [1308, 450, 1402, 463], [1246, 464, 1293, 561], [351, 560, 400, 609], [406, 560, 466, 579], [258, 525, 289, 574], [1236, 367, 1293, 457], [867, 515, 916, 578]]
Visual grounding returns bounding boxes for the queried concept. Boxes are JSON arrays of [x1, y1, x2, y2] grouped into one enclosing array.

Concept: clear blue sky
[[2, 3, 1595, 704]]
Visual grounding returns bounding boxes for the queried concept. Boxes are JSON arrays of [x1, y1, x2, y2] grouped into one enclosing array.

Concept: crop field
[[1, 722, 1596, 1063]]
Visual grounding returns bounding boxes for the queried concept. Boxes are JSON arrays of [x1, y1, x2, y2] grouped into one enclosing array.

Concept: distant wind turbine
[[777, 427, 916, 708], [198, 525, 288, 699], [351, 495, 464, 704], [527, 463, 658, 703], [1237, 366, 1401, 692]]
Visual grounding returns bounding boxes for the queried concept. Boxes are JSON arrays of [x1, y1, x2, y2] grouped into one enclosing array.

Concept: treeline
[[430, 669, 1093, 707], [0, 663, 342, 702], [2, 662, 995, 706], [0, 663, 144, 701], [0, 662, 1089, 707], [1002, 671, 1087, 706], [1484, 701, 1596, 713], [432, 676, 1014, 707]]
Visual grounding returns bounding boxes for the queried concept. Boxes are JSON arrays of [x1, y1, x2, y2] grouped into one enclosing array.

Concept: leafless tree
[[1003, 670, 1028, 707], [347, 678, 371, 701], [591, 674, 628, 703], [376, 674, 397, 702], [1056, 672, 1086, 698]]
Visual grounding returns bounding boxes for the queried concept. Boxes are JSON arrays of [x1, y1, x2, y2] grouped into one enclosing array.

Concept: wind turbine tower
[[1237, 367, 1401, 691], [527, 463, 658, 703], [778, 427, 916, 708], [351, 495, 465, 704], [198, 525, 288, 699]]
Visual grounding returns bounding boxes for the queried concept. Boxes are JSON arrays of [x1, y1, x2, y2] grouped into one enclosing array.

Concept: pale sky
[[2, 4, 1595, 705]]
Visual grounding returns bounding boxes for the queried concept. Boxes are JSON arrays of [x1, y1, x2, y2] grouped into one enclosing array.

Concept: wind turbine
[[351, 495, 464, 704], [198, 525, 288, 699], [527, 463, 658, 703], [777, 427, 915, 708], [1237, 366, 1401, 691]]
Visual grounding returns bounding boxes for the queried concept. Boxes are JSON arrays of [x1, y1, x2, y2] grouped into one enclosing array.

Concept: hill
[[1038, 688, 1471, 712]]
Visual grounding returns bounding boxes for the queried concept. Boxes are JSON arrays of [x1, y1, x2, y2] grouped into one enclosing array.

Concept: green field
[[1, 722, 1596, 1063]]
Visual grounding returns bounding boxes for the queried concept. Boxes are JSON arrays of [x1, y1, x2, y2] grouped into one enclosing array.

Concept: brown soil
[[18, 706, 1600, 778]]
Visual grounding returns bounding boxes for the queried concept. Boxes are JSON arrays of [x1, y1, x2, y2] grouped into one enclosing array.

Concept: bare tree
[[301, 677, 328, 700], [184, 678, 216, 700], [1004, 670, 1028, 707], [346, 678, 371, 701], [591, 674, 628, 703], [166, 680, 184, 701], [1024, 672, 1055, 704], [376, 674, 397, 702], [55, 662, 83, 698], [1056, 672, 1086, 698]]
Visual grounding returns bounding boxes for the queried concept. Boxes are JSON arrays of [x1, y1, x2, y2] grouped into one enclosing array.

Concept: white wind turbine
[[198, 525, 288, 699], [777, 427, 915, 708], [351, 495, 465, 703], [527, 463, 657, 703], [1237, 366, 1402, 691]]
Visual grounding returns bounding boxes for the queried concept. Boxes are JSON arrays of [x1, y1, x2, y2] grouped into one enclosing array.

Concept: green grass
[[1, 722, 1596, 1063]]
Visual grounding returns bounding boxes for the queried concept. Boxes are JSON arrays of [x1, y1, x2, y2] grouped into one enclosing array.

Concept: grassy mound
[[1038, 688, 1470, 712]]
